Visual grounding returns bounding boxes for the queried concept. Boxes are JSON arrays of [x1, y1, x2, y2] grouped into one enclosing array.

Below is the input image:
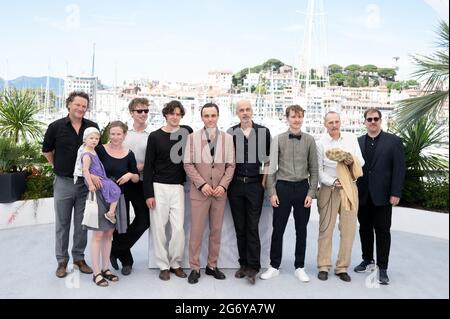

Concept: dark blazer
[[357, 131, 406, 206]]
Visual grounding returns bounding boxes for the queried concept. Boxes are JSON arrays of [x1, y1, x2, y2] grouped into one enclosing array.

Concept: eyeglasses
[[366, 117, 380, 123], [133, 109, 149, 114]]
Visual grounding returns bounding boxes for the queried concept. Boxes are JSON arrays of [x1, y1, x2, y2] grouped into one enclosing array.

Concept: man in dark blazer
[[354, 107, 406, 285]]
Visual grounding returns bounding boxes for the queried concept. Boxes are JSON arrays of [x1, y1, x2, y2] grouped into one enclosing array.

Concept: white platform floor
[[0, 217, 448, 299]]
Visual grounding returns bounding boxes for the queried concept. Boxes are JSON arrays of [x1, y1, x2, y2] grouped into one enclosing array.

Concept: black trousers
[[228, 179, 265, 271], [357, 195, 392, 270], [270, 180, 310, 269], [111, 181, 150, 266]]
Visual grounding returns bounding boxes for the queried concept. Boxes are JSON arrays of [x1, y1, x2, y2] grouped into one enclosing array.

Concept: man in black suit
[[354, 108, 406, 285]]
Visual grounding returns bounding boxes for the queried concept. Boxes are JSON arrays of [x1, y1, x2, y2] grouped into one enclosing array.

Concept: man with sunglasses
[[108, 98, 151, 275], [354, 108, 405, 285]]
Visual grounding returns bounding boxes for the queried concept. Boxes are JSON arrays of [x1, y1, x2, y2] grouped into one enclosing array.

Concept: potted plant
[[0, 138, 43, 203]]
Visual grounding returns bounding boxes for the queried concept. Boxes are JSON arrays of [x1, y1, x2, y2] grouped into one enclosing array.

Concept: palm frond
[[396, 20, 449, 126], [437, 20, 449, 48], [395, 91, 448, 128], [394, 116, 448, 173]]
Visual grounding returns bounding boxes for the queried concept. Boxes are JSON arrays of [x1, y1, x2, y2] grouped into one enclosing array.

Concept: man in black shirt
[[143, 100, 193, 281], [42, 91, 99, 278], [354, 108, 405, 285], [227, 100, 271, 284]]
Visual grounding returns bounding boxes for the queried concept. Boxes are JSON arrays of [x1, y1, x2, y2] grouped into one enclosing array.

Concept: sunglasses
[[366, 117, 380, 123], [133, 109, 149, 114]]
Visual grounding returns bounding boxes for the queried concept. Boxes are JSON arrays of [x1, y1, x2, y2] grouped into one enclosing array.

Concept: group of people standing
[[42, 91, 405, 287]]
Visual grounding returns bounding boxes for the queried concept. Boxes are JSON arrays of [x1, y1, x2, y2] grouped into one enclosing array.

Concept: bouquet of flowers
[[325, 148, 352, 162]]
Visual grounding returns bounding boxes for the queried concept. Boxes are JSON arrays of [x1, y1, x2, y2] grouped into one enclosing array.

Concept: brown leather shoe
[[170, 267, 187, 278], [73, 260, 93, 274], [159, 269, 170, 281], [56, 261, 68, 278], [235, 266, 247, 279]]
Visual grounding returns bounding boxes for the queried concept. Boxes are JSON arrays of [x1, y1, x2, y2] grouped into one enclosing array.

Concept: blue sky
[[1, 0, 448, 85]]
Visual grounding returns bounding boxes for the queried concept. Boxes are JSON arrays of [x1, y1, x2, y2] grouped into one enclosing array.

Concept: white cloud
[[424, 0, 449, 21]]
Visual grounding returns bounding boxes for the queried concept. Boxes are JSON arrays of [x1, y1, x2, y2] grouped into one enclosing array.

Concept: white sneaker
[[295, 268, 310, 282], [260, 267, 280, 280]]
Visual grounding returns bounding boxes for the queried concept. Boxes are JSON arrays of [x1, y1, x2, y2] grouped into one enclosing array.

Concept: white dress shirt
[[316, 131, 365, 186]]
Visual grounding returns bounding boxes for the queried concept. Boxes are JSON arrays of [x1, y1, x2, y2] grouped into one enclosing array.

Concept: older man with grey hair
[[227, 100, 271, 284], [316, 111, 364, 282]]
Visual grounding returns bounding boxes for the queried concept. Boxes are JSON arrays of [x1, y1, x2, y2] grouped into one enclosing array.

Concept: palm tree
[[395, 21, 449, 127], [392, 116, 448, 205], [0, 89, 45, 143]]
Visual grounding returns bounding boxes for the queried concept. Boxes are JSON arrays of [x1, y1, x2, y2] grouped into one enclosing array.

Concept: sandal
[[101, 269, 119, 282], [93, 273, 109, 287]]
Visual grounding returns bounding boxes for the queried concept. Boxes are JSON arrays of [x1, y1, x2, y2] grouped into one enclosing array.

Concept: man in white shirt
[[316, 111, 364, 282], [109, 98, 151, 275]]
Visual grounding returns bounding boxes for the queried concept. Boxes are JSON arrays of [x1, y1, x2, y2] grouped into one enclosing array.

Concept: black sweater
[[143, 125, 193, 198]]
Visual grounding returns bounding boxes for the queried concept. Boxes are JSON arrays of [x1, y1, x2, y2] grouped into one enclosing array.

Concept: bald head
[[236, 99, 253, 126], [324, 111, 341, 139], [236, 99, 252, 112], [324, 111, 340, 123]]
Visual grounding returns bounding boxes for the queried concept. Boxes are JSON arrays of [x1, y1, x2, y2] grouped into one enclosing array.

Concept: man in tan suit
[[184, 103, 235, 284]]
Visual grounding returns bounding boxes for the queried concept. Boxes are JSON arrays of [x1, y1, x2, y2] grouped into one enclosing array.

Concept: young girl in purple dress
[[81, 128, 121, 224]]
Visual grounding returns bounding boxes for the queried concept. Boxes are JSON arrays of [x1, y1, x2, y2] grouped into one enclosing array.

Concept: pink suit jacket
[[184, 129, 235, 201]]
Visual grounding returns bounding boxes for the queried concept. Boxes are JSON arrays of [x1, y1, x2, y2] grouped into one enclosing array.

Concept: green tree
[[395, 21, 449, 127], [377, 68, 397, 81], [344, 64, 362, 74], [405, 80, 420, 88], [328, 64, 343, 74], [330, 73, 346, 86], [101, 122, 111, 145], [362, 64, 378, 74], [0, 89, 45, 143], [346, 75, 359, 87], [262, 58, 284, 71], [254, 82, 267, 95]]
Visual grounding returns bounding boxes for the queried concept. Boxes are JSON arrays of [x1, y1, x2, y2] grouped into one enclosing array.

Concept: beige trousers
[[317, 185, 358, 274], [150, 183, 185, 270]]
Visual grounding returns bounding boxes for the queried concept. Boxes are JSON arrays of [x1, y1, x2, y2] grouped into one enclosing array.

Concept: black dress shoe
[[335, 272, 351, 282], [205, 266, 226, 280], [121, 265, 132, 276], [246, 269, 258, 285], [110, 254, 119, 271], [188, 270, 201, 284], [235, 266, 247, 279], [317, 271, 328, 281]]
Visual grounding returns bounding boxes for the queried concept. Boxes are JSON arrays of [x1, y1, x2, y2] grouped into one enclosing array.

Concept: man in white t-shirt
[[110, 98, 151, 275]]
